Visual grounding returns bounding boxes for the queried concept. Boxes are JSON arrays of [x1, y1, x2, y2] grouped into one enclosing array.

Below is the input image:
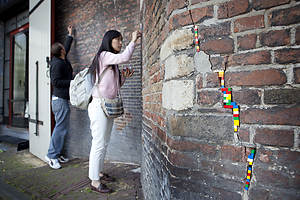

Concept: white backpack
[[69, 67, 109, 110]]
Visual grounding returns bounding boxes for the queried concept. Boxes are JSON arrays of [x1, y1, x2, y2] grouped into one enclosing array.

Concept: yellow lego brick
[[247, 176, 250, 179], [248, 170, 252, 174], [218, 71, 224, 77], [233, 108, 239, 112], [234, 127, 238, 132], [249, 162, 253, 165], [234, 120, 239, 126]]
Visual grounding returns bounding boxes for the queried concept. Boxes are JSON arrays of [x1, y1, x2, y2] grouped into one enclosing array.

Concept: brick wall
[[0, 21, 4, 122], [54, 0, 143, 164], [141, 0, 300, 199]]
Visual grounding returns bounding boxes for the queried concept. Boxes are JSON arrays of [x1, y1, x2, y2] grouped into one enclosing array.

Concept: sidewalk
[[0, 142, 143, 200]]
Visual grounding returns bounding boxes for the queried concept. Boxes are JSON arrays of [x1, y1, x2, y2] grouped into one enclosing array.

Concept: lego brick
[[224, 105, 233, 108], [234, 126, 238, 131], [234, 120, 240, 126]]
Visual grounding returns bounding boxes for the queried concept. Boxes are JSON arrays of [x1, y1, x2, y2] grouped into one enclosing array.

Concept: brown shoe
[[100, 173, 116, 182], [90, 183, 112, 193]]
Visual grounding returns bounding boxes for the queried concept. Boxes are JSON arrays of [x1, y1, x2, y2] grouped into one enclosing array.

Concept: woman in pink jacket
[[88, 30, 141, 193]]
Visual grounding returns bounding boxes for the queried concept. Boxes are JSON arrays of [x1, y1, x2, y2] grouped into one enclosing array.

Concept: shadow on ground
[[0, 142, 143, 200]]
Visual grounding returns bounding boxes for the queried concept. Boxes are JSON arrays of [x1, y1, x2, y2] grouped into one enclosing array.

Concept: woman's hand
[[131, 30, 142, 43], [122, 67, 134, 78], [68, 25, 73, 36]]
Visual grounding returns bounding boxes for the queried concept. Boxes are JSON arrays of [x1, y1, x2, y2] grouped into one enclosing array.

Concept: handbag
[[97, 66, 124, 118], [101, 93, 124, 118]]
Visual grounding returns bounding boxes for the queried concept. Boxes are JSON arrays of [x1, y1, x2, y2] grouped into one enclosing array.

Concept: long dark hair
[[88, 30, 122, 83]]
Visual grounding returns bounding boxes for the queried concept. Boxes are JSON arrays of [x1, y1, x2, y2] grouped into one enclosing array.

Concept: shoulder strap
[[96, 66, 111, 85]]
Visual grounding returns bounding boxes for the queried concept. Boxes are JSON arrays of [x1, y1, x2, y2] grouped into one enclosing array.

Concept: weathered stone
[[162, 80, 194, 110], [165, 55, 194, 80], [194, 51, 212, 73], [264, 88, 300, 104], [160, 29, 193, 61], [167, 114, 234, 143]]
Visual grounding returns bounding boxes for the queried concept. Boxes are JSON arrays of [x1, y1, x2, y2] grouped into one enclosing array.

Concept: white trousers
[[88, 98, 114, 181]]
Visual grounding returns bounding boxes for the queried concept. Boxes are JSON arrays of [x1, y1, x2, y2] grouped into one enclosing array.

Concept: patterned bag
[[101, 95, 124, 118], [98, 66, 124, 118]]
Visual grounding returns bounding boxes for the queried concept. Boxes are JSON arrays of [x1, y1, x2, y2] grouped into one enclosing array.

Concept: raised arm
[[101, 42, 135, 66], [64, 25, 73, 55]]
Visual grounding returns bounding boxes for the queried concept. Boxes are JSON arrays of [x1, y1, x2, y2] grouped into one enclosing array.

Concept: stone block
[[160, 29, 193, 61], [165, 54, 194, 80], [167, 114, 234, 143], [194, 51, 211, 73], [162, 80, 194, 110]]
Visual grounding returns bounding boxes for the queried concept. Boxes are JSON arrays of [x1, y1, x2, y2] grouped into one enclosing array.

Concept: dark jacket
[[50, 36, 73, 100]]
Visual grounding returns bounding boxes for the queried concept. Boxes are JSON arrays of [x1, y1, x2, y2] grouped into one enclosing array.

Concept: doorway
[[9, 24, 29, 128]]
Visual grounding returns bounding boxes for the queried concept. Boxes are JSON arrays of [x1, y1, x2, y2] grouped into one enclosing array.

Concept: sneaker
[[58, 155, 69, 163], [45, 155, 61, 169]]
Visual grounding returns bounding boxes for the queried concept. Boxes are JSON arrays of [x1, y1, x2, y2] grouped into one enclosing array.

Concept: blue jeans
[[47, 97, 70, 159]]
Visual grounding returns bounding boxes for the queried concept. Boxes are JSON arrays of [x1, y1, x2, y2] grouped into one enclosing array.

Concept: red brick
[[198, 22, 231, 40], [269, 5, 300, 26], [206, 72, 220, 88], [169, 6, 214, 30], [258, 149, 274, 163], [232, 89, 262, 105], [278, 149, 300, 170], [213, 162, 245, 178], [296, 26, 300, 45], [152, 126, 166, 142], [210, 56, 228, 72], [237, 34, 257, 50], [294, 67, 300, 84], [218, 0, 250, 19], [200, 37, 234, 54], [225, 69, 287, 87], [255, 166, 289, 188], [197, 90, 222, 106], [254, 128, 294, 147], [241, 105, 300, 126], [166, 137, 217, 157], [238, 127, 250, 142], [168, 150, 198, 168], [167, 0, 186, 16], [228, 51, 271, 67], [260, 29, 290, 47], [234, 15, 264, 33], [221, 145, 244, 162], [196, 74, 203, 89], [252, 0, 290, 10], [275, 48, 300, 64]]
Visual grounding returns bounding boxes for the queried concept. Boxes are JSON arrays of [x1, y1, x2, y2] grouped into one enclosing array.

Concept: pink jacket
[[92, 41, 135, 99]]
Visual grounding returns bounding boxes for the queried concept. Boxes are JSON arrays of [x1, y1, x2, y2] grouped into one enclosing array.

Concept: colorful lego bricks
[[194, 25, 200, 52], [245, 149, 256, 191], [218, 71, 240, 132]]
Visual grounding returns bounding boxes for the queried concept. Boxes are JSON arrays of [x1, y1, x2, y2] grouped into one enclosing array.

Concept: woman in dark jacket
[[45, 25, 73, 169]]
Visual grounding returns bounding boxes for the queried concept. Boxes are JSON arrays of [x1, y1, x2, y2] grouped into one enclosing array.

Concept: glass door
[[9, 26, 29, 128]]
